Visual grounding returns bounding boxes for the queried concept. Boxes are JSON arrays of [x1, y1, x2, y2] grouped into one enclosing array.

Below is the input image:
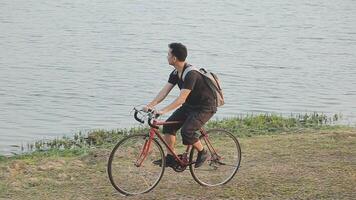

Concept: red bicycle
[[107, 108, 241, 196]]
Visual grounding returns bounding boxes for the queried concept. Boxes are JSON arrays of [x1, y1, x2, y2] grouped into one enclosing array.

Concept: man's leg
[[164, 134, 176, 155], [164, 133, 204, 155], [192, 140, 203, 152], [180, 111, 215, 146], [154, 107, 186, 167], [181, 110, 215, 167], [153, 133, 177, 167]]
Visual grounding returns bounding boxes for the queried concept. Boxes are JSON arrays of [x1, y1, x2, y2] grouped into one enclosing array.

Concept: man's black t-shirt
[[168, 64, 217, 112]]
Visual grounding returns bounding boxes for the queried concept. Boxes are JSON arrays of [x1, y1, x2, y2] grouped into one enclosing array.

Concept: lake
[[1, 0, 355, 155]]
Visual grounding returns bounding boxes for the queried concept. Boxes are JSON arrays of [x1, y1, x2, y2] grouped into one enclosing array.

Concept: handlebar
[[147, 117, 159, 129], [133, 108, 160, 129], [134, 110, 144, 123]]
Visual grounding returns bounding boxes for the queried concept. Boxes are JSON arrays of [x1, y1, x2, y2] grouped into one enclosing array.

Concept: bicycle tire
[[107, 134, 165, 195], [189, 129, 241, 186]]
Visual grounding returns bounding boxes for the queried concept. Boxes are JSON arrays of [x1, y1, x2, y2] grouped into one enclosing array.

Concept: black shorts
[[162, 105, 215, 145]]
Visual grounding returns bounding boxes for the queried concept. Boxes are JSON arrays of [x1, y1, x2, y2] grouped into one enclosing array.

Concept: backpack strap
[[172, 69, 178, 75], [182, 65, 199, 81]]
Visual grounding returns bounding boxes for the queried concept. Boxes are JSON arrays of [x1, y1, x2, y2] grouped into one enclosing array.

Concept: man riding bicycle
[[143, 43, 217, 168]]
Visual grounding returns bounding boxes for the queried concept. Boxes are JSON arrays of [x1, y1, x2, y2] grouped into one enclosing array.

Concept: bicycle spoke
[[210, 159, 240, 167], [217, 163, 239, 167], [194, 168, 218, 172], [140, 175, 150, 187]]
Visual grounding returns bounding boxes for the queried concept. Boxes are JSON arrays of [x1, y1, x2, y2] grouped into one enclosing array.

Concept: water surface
[[1, 0, 355, 155]]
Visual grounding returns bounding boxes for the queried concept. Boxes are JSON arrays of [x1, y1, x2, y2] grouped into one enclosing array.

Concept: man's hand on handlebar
[[142, 105, 153, 112], [134, 106, 162, 129], [142, 105, 164, 117], [154, 110, 164, 116]]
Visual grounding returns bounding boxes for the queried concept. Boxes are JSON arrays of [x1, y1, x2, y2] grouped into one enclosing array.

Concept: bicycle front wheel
[[189, 129, 241, 186], [107, 134, 165, 195]]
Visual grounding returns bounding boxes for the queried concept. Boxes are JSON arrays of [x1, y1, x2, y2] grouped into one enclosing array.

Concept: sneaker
[[153, 154, 177, 168], [194, 149, 209, 168]]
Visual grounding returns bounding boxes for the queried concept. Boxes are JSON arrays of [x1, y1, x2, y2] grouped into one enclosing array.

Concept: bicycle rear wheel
[[107, 134, 165, 195], [189, 129, 241, 186]]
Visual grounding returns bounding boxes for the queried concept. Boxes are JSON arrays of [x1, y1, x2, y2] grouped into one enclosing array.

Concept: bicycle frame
[[135, 118, 217, 168]]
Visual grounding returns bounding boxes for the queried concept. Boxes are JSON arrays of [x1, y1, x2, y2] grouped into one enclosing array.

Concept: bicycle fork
[[134, 132, 155, 167]]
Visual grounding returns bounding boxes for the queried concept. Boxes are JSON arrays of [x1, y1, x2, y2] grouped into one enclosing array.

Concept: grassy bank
[[0, 113, 355, 199], [7, 112, 345, 155]]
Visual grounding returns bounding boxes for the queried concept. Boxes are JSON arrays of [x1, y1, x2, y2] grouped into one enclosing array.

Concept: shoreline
[[0, 112, 349, 159], [1, 112, 354, 157]]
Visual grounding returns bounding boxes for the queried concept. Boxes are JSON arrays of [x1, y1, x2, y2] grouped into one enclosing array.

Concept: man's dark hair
[[168, 43, 187, 61]]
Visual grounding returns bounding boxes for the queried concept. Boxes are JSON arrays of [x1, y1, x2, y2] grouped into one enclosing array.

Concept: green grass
[[207, 112, 344, 137], [4, 112, 345, 158]]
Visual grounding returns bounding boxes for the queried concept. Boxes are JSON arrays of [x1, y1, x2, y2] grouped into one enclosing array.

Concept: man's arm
[[158, 89, 191, 115], [146, 82, 175, 108]]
